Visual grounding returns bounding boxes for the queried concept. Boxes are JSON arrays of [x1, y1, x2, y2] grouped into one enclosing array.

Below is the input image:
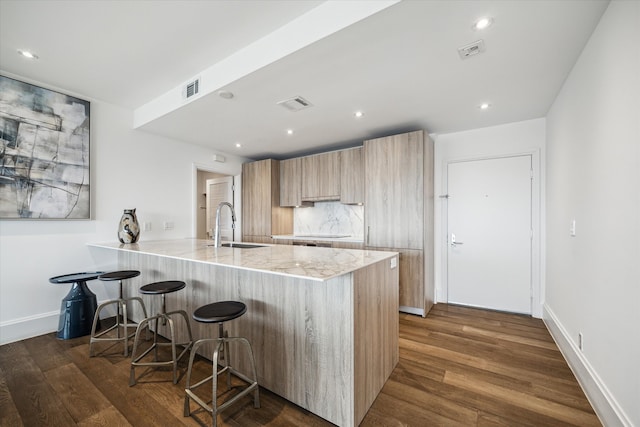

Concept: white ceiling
[[1, 0, 609, 159]]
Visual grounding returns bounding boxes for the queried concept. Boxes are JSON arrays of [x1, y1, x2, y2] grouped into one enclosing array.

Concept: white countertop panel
[[89, 239, 395, 282]]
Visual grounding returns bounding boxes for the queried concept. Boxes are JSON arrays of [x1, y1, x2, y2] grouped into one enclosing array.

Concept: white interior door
[[447, 155, 532, 314], [206, 177, 234, 241]]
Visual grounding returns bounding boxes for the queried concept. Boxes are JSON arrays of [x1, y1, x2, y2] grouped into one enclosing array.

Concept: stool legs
[[129, 309, 194, 386], [89, 296, 147, 357], [184, 336, 260, 426]]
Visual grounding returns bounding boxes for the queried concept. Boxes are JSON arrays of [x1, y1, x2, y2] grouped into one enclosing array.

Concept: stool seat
[[140, 280, 186, 295], [193, 301, 247, 323], [98, 270, 140, 281]]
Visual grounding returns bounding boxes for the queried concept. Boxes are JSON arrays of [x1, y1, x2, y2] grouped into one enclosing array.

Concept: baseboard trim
[[543, 305, 632, 427], [399, 306, 424, 316], [0, 311, 59, 345]]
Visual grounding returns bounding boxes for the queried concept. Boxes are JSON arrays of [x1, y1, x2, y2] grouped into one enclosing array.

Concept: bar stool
[[129, 280, 194, 386], [49, 272, 104, 339], [184, 301, 260, 427], [89, 270, 147, 357]]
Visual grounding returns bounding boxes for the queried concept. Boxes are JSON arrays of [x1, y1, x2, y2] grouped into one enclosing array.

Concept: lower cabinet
[[333, 241, 365, 250], [368, 247, 425, 312], [243, 235, 273, 244]]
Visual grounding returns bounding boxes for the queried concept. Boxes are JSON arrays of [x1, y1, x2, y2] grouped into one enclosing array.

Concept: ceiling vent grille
[[183, 77, 200, 100], [277, 96, 313, 112], [458, 39, 485, 59]]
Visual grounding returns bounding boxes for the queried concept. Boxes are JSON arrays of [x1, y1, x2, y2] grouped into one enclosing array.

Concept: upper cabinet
[[340, 147, 364, 205], [280, 157, 307, 207], [301, 151, 341, 202], [242, 159, 293, 240], [365, 130, 425, 249]]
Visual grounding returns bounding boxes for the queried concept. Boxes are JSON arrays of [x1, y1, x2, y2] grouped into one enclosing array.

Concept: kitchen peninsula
[[89, 239, 399, 427]]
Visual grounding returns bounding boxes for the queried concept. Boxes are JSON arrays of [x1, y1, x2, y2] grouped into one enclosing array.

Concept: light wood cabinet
[[367, 247, 424, 309], [365, 131, 424, 249], [333, 241, 365, 250], [301, 151, 341, 201], [364, 130, 434, 315], [340, 147, 364, 204], [242, 159, 293, 241], [280, 158, 313, 207]]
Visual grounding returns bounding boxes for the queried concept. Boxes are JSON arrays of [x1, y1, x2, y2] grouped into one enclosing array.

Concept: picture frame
[[0, 75, 91, 219]]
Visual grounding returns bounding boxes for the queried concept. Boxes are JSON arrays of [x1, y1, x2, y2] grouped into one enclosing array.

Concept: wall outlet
[[578, 332, 583, 351], [163, 221, 174, 230], [143, 222, 152, 231], [390, 257, 397, 269], [570, 219, 576, 237]]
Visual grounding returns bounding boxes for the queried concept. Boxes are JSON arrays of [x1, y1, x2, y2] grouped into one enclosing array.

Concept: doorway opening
[[193, 165, 240, 241]]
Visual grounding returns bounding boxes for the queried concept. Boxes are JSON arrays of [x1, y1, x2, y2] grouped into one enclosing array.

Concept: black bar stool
[[130, 280, 194, 386], [89, 270, 147, 357], [184, 301, 259, 427], [49, 272, 103, 339]]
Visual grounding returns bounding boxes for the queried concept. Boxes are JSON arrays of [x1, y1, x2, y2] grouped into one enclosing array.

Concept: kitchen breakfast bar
[[89, 239, 399, 427]]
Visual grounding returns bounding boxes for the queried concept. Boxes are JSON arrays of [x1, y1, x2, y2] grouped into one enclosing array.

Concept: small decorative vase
[[118, 208, 140, 243]]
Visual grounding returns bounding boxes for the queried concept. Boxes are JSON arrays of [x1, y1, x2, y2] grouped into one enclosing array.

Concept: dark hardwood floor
[[0, 304, 600, 426]]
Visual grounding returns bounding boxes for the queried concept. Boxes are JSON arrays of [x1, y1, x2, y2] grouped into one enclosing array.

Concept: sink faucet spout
[[213, 202, 236, 248]]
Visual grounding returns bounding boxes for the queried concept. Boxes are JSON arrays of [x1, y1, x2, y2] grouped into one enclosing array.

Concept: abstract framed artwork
[[0, 75, 90, 219]]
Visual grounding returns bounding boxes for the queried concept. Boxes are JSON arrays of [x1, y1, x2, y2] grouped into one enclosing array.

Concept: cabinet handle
[[367, 226, 370, 245]]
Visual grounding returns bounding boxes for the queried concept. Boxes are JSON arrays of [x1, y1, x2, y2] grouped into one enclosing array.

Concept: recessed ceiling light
[[287, 129, 294, 135], [354, 111, 364, 118], [218, 90, 234, 99], [235, 143, 242, 148], [17, 49, 38, 60], [474, 17, 493, 30], [479, 103, 491, 110]]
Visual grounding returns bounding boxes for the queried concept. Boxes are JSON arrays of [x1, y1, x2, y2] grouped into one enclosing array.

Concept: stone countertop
[[271, 234, 365, 243], [88, 239, 395, 282]]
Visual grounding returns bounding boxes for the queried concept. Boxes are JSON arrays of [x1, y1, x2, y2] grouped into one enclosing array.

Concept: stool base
[[89, 296, 147, 357], [184, 337, 260, 427], [57, 282, 98, 340], [130, 309, 194, 386]]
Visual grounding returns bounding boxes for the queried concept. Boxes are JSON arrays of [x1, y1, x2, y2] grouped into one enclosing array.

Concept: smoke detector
[[458, 40, 486, 60], [277, 96, 313, 112]]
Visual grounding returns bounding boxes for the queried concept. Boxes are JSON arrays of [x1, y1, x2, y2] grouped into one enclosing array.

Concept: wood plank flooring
[[0, 304, 600, 426]]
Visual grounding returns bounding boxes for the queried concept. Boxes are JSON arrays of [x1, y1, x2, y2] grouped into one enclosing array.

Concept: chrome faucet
[[213, 202, 236, 248]]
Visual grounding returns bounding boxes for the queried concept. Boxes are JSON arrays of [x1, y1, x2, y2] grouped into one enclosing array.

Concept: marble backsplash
[[294, 201, 364, 239]]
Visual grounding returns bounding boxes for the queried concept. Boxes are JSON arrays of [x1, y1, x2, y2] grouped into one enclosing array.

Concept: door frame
[[191, 162, 242, 240], [439, 150, 542, 317]]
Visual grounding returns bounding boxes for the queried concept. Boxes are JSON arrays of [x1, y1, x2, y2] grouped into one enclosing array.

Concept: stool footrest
[[129, 309, 194, 386]]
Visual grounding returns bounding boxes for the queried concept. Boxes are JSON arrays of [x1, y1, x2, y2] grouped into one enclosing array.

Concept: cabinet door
[[368, 247, 424, 310], [279, 158, 312, 208], [365, 131, 424, 249], [243, 235, 273, 244], [340, 147, 364, 204], [242, 160, 272, 237], [301, 151, 341, 201]]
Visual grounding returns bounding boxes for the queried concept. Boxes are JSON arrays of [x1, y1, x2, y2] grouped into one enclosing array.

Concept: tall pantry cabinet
[[242, 159, 293, 243], [364, 130, 434, 316]]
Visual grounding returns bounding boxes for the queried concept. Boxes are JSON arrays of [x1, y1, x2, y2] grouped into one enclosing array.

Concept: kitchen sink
[[210, 242, 266, 249]]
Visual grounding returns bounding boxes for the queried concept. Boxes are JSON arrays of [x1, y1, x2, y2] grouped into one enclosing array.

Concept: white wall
[[433, 118, 546, 316], [0, 73, 248, 345], [545, 1, 640, 426]]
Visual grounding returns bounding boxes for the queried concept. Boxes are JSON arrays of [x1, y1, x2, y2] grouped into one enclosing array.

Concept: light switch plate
[[390, 257, 397, 269]]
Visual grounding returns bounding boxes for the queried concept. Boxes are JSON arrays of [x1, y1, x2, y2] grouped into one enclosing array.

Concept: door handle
[[451, 233, 464, 246]]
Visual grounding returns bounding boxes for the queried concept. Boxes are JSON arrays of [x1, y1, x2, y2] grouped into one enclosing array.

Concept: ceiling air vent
[[277, 96, 313, 112], [458, 39, 485, 60], [182, 77, 200, 100]]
